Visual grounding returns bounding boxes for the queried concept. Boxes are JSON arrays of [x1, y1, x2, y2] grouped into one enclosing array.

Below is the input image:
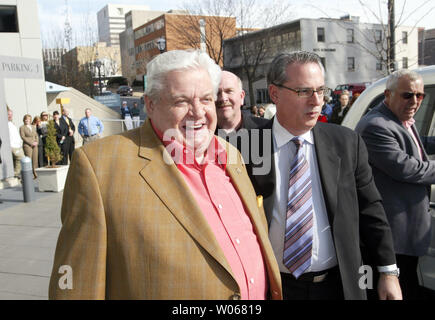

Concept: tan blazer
[[19, 125, 39, 170], [49, 120, 282, 300], [19, 125, 38, 149]]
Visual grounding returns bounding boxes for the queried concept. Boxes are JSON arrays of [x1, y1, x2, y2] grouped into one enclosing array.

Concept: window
[[0, 6, 18, 32], [117, 8, 124, 15], [374, 30, 382, 43], [348, 57, 355, 71], [402, 57, 408, 69], [402, 31, 408, 44], [347, 29, 354, 43], [376, 60, 383, 71], [317, 27, 325, 42], [256, 89, 271, 104], [320, 57, 326, 71]]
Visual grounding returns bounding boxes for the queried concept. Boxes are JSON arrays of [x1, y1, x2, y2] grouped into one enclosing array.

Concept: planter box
[[35, 165, 69, 192]]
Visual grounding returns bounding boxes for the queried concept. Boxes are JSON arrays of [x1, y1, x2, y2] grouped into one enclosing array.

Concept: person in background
[[215, 70, 269, 164], [78, 108, 104, 145], [330, 90, 351, 124], [53, 111, 66, 154], [7, 107, 25, 179], [355, 69, 435, 300], [321, 95, 333, 121], [121, 101, 133, 131], [258, 106, 265, 118], [349, 92, 361, 107], [251, 105, 259, 117], [131, 102, 141, 128], [38, 111, 50, 166], [59, 108, 75, 165], [19, 114, 39, 179], [32, 116, 44, 168]]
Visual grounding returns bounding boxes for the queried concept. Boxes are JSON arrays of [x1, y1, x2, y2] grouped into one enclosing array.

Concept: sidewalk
[[0, 185, 62, 299]]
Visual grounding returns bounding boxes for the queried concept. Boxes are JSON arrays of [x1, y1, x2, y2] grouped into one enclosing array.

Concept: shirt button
[[250, 278, 255, 284], [235, 238, 240, 244], [218, 204, 222, 210]]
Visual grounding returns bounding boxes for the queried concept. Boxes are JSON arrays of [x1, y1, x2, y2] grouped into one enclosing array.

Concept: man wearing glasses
[[250, 51, 401, 300], [356, 69, 435, 299]]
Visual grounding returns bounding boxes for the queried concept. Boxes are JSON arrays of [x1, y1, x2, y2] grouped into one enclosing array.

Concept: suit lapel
[[137, 122, 235, 280], [313, 125, 340, 225]]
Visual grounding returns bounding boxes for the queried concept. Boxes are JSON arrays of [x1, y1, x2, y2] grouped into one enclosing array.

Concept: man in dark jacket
[[215, 71, 268, 165]]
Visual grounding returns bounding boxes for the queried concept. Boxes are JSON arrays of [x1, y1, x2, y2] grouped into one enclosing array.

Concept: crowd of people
[[3, 49, 432, 301], [6, 107, 103, 179], [317, 90, 361, 124], [46, 48, 435, 302]]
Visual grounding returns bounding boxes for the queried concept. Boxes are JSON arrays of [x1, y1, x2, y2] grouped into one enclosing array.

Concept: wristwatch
[[381, 268, 400, 277]]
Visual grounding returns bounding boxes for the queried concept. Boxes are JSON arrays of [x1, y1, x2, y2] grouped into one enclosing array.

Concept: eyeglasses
[[400, 92, 426, 101], [272, 83, 331, 98]]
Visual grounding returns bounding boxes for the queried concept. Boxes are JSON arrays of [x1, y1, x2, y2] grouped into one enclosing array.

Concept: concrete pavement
[[0, 185, 62, 299]]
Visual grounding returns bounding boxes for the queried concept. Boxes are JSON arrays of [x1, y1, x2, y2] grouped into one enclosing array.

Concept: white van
[[342, 65, 435, 293]]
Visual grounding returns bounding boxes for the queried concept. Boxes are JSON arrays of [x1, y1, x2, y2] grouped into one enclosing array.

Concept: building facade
[[0, 0, 47, 180], [97, 3, 151, 47], [419, 28, 435, 66], [224, 17, 419, 107], [119, 10, 165, 83], [43, 48, 67, 69], [134, 12, 236, 80]]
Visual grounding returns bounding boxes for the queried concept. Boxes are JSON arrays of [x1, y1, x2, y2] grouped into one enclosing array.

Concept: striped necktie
[[283, 137, 314, 278]]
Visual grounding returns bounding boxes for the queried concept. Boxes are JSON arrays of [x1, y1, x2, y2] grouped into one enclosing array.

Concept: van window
[[415, 85, 435, 136]]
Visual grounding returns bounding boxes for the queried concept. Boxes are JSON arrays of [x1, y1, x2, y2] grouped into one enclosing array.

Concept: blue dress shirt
[[78, 115, 104, 136]]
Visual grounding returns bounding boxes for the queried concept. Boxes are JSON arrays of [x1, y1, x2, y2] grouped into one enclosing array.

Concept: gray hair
[[386, 69, 422, 93], [145, 50, 222, 102], [267, 51, 325, 87]]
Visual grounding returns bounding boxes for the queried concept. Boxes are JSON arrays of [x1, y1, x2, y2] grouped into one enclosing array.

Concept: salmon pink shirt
[[151, 121, 268, 299]]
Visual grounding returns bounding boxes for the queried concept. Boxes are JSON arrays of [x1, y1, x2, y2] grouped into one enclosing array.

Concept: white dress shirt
[[269, 118, 397, 274], [269, 118, 337, 274], [8, 121, 23, 149]]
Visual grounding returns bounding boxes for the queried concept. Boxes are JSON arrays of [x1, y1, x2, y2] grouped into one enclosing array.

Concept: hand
[[377, 274, 402, 300]]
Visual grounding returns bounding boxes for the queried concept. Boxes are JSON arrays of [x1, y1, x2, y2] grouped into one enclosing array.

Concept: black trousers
[[281, 268, 344, 300], [396, 254, 424, 300], [61, 137, 75, 165]]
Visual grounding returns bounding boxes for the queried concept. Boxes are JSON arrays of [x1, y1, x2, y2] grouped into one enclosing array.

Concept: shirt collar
[[402, 118, 415, 129], [272, 117, 313, 149]]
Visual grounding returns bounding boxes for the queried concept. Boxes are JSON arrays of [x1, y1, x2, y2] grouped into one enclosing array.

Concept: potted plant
[[35, 120, 69, 192]]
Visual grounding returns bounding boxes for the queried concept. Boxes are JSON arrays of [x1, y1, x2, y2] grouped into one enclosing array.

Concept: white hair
[[386, 69, 422, 93], [145, 50, 221, 102]]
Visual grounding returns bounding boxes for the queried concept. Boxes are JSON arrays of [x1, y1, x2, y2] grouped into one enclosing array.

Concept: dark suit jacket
[[249, 119, 396, 300], [355, 102, 435, 256], [59, 116, 75, 143], [330, 104, 350, 124], [54, 120, 67, 145], [215, 114, 269, 165]]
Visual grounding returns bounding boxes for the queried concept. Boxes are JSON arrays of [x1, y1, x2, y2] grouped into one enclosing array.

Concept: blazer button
[[230, 293, 241, 300]]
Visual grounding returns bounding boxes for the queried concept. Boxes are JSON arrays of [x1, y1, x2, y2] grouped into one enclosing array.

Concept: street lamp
[[94, 60, 102, 95], [156, 37, 166, 54]]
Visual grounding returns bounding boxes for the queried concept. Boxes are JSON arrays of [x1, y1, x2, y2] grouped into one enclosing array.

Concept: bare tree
[[312, 0, 435, 75], [176, 0, 292, 105]]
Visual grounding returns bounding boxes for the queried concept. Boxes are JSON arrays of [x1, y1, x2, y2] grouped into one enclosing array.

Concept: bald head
[[216, 71, 245, 131]]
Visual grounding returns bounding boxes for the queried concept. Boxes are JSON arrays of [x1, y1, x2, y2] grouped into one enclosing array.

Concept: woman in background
[[19, 114, 39, 179]]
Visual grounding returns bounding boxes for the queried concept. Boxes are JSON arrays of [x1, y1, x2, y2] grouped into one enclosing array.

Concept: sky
[[37, 0, 435, 47]]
